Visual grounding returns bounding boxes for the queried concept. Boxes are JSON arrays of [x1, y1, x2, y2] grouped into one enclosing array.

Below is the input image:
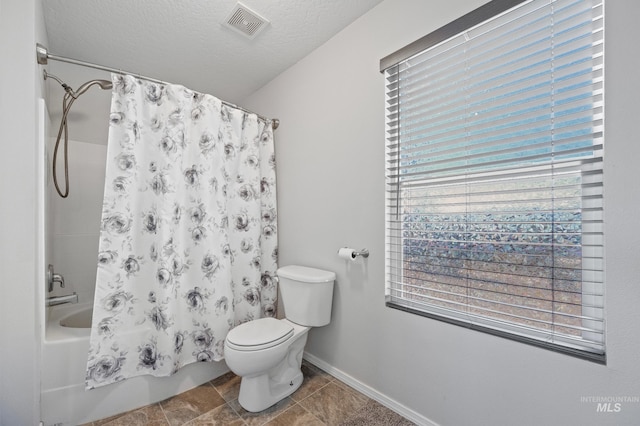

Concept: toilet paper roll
[[338, 247, 357, 261]]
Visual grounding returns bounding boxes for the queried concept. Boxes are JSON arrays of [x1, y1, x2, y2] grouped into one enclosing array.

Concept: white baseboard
[[303, 352, 438, 426]]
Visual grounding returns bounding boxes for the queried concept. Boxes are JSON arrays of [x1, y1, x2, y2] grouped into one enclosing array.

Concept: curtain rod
[[36, 43, 279, 130]]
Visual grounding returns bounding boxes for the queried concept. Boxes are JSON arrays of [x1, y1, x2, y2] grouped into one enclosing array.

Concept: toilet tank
[[277, 265, 335, 327]]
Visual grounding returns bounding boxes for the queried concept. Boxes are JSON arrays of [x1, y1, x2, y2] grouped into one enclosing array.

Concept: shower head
[[44, 70, 112, 99], [73, 79, 113, 97]]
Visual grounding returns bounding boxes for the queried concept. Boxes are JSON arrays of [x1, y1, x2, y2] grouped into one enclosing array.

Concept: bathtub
[[41, 302, 229, 425]]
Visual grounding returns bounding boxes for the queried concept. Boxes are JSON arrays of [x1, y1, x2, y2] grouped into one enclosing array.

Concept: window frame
[[380, 0, 605, 364]]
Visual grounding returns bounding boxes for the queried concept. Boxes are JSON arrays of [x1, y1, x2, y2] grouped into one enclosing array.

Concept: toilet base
[[237, 331, 308, 412], [238, 369, 304, 412]]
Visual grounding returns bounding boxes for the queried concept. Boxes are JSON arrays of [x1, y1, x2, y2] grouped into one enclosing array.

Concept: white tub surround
[[41, 303, 229, 425]]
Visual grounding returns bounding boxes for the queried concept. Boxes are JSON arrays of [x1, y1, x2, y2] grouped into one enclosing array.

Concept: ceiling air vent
[[223, 3, 270, 39]]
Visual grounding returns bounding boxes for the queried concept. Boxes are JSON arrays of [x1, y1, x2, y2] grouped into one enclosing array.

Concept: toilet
[[224, 265, 335, 412]]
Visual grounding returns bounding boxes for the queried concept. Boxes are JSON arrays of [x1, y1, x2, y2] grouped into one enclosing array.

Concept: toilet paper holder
[[338, 247, 370, 259], [354, 249, 369, 258]]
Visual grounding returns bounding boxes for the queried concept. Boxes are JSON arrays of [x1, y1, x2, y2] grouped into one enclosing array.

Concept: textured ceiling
[[42, 0, 384, 104]]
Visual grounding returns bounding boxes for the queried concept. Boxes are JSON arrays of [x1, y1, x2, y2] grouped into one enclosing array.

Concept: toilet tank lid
[[277, 265, 336, 283]]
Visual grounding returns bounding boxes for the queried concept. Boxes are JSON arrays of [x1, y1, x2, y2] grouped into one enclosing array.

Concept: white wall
[[243, 1, 640, 425], [50, 139, 107, 303], [0, 0, 47, 424]]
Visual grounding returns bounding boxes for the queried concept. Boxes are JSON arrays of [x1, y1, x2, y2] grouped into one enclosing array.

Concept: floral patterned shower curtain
[[86, 74, 278, 389]]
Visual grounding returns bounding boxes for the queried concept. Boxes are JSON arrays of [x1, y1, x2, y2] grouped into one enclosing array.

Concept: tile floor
[[82, 360, 415, 426]]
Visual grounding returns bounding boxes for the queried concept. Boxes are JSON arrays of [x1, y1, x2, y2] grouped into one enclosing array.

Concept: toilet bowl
[[225, 318, 309, 412], [224, 265, 335, 412]]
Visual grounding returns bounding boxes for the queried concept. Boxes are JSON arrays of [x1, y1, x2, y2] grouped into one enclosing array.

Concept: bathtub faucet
[[46, 292, 78, 307], [47, 264, 65, 292]]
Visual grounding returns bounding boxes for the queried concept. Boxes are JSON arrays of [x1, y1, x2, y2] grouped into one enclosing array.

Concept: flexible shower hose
[[52, 87, 76, 198]]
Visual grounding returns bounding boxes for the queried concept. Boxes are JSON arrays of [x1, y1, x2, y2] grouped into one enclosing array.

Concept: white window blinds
[[383, 0, 604, 361]]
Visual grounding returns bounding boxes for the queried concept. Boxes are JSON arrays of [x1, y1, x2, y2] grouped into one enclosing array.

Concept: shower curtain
[[86, 74, 278, 389]]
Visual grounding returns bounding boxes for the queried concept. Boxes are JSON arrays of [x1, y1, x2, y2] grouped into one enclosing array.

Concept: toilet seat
[[226, 318, 294, 351]]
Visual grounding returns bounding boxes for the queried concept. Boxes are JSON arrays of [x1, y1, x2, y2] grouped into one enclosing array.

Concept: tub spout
[[46, 293, 78, 307]]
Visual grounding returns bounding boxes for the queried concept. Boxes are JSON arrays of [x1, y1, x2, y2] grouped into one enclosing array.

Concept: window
[[381, 0, 604, 362]]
